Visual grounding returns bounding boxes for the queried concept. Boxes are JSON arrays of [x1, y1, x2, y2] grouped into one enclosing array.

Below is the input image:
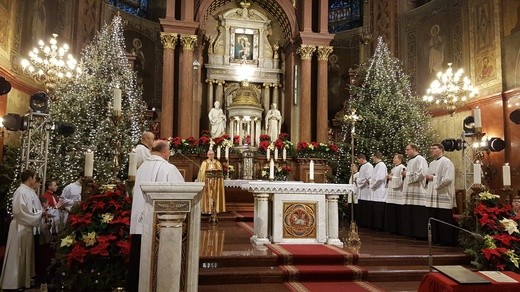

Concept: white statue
[[209, 101, 227, 138], [265, 103, 282, 139]]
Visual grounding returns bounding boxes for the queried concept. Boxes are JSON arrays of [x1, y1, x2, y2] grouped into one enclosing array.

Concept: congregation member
[[135, 131, 154, 168], [1, 169, 43, 290], [425, 143, 457, 245], [128, 140, 184, 292], [60, 172, 84, 225], [384, 154, 406, 233], [197, 149, 226, 215], [355, 154, 373, 227], [401, 143, 428, 238], [370, 151, 387, 230], [42, 180, 62, 234]]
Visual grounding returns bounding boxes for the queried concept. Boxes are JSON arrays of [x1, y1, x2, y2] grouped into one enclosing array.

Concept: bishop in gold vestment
[[198, 150, 226, 214]]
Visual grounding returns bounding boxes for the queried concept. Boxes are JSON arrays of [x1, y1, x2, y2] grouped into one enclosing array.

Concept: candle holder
[[109, 113, 123, 184], [470, 184, 486, 200], [502, 186, 513, 205]]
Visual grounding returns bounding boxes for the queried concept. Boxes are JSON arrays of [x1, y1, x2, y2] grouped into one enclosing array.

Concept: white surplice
[[370, 161, 388, 202], [356, 162, 374, 201], [385, 164, 406, 205], [402, 155, 428, 206], [426, 156, 455, 209]]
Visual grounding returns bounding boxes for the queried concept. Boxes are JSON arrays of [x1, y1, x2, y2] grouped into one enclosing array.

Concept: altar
[[240, 181, 354, 247]]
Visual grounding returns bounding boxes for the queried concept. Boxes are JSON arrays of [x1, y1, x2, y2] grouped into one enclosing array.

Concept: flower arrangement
[[296, 141, 339, 159], [223, 164, 235, 179], [461, 191, 520, 272], [261, 165, 292, 181], [168, 136, 198, 154], [51, 186, 131, 290]]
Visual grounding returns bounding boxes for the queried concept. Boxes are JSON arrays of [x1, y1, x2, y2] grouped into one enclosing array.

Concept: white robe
[[385, 164, 406, 205], [356, 162, 373, 201], [370, 161, 388, 202], [402, 155, 428, 206], [135, 143, 150, 169], [1, 184, 42, 290], [130, 155, 185, 235], [60, 180, 82, 225], [426, 156, 455, 209]]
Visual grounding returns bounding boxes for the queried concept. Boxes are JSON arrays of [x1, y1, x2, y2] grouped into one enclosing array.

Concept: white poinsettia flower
[[483, 235, 496, 249], [60, 234, 75, 247], [101, 213, 114, 223], [499, 218, 519, 235], [82, 231, 97, 247], [506, 250, 520, 268], [478, 191, 500, 200]]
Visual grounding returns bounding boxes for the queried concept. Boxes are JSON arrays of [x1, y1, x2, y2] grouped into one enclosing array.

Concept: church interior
[[1, 0, 520, 291]]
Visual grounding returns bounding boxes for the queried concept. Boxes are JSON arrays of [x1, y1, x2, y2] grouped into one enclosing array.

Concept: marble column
[[206, 79, 214, 113], [298, 44, 316, 142], [252, 193, 271, 245], [272, 84, 279, 108], [159, 32, 178, 138], [216, 81, 225, 105], [179, 34, 198, 137], [263, 83, 271, 114], [326, 194, 343, 247], [237, 117, 243, 144], [316, 46, 333, 143], [255, 119, 261, 145], [156, 213, 187, 291], [229, 118, 235, 138]]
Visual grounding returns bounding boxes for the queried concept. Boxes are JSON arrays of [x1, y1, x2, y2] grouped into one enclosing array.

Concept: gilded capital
[[160, 32, 178, 49], [297, 44, 316, 60], [317, 46, 333, 61], [180, 35, 198, 51]]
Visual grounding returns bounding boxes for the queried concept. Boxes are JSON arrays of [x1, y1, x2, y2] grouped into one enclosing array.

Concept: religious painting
[[20, 0, 60, 57], [476, 1, 494, 52], [230, 27, 258, 64], [283, 202, 316, 239]]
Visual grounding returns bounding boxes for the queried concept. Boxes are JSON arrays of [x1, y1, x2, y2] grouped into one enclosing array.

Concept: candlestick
[[85, 149, 94, 177], [309, 160, 315, 182], [282, 147, 287, 161], [128, 150, 137, 177], [266, 148, 270, 160], [225, 146, 229, 160], [473, 163, 481, 185], [503, 163, 511, 187], [274, 147, 278, 161], [473, 107, 482, 129], [217, 146, 221, 160], [113, 87, 122, 114], [269, 159, 275, 180]]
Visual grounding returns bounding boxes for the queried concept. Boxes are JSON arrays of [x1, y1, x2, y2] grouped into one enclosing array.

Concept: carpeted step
[[199, 283, 290, 292], [266, 244, 359, 265], [199, 266, 285, 285], [280, 264, 367, 282], [359, 254, 471, 266], [285, 281, 384, 292]]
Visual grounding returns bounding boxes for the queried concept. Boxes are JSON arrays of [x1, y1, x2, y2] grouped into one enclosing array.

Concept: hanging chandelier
[[20, 34, 81, 93], [422, 63, 478, 115]]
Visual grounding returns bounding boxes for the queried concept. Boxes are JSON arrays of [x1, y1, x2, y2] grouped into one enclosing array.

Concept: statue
[[209, 101, 227, 138], [265, 103, 282, 139]]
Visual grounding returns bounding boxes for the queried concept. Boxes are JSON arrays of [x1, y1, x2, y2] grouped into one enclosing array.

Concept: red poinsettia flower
[[200, 129, 210, 137], [329, 144, 339, 152], [90, 241, 110, 256], [68, 213, 93, 226], [107, 199, 122, 211], [110, 216, 130, 226], [297, 142, 309, 151], [278, 133, 289, 141], [198, 136, 211, 145], [117, 240, 131, 257], [259, 134, 271, 142], [213, 136, 224, 145], [258, 140, 270, 151], [97, 234, 117, 243], [186, 136, 197, 145], [482, 247, 507, 260], [274, 139, 284, 149], [91, 200, 106, 212], [67, 244, 88, 267]]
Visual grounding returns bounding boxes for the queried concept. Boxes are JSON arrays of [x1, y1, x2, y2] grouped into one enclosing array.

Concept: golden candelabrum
[[110, 111, 122, 184]]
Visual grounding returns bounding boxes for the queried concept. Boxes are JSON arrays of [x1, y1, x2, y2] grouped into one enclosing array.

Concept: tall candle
[[269, 159, 275, 180], [274, 147, 279, 161], [473, 163, 481, 185], [84, 149, 94, 177], [128, 150, 137, 177], [113, 87, 122, 113], [282, 147, 287, 161], [309, 160, 315, 181], [473, 107, 482, 128], [266, 148, 270, 160], [217, 146, 221, 160], [225, 146, 229, 160], [503, 163, 511, 187]]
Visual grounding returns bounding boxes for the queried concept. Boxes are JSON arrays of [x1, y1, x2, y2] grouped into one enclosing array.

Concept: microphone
[[428, 217, 483, 271], [170, 149, 201, 169]]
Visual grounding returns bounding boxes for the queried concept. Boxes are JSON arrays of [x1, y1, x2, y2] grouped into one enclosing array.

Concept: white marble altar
[[241, 181, 354, 247], [139, 182, 204, 292]]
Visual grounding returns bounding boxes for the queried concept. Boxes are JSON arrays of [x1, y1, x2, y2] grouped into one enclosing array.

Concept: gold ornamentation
[[283, 202, 317, 238], [180, 35, 198, 51], [316, 46, 334, 61], [297, 44, 316, 60], [160, 32, 178, 49]]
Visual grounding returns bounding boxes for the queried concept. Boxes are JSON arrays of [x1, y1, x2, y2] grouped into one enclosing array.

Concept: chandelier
[[422, 63, 478, 115], [20, 33, 81, 93]]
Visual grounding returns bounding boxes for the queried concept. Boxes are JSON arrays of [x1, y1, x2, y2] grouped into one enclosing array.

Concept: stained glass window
[[328, 0, 363, 33], [108, 0, 149, 18]]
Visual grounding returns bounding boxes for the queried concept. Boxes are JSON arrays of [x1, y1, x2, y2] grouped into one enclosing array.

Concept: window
[[328, 0, 363, 33]]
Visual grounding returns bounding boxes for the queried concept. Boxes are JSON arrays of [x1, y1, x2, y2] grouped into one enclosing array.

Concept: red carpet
[[266, 244, 359, 265], [280, 264, 367, 282], [285, 281, 384, 292]]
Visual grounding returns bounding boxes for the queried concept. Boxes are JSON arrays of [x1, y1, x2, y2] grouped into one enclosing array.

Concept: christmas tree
[[348, 36, 437, 165], [47, 15, 145, 185]]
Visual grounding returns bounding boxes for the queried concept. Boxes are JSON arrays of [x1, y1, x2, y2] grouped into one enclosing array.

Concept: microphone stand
[[171, 150, 201, 169], [428, 217, 483, 271]]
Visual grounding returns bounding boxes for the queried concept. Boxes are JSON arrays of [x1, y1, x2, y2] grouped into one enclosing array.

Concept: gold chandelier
[[422, 63, 478, 115], [20, 34, 81, 93]]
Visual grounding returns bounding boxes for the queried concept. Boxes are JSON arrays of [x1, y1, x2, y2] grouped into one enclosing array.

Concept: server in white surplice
[[355, 154, 373, 227], [384, 154, 406, 234], [369, 152, 387, 230]]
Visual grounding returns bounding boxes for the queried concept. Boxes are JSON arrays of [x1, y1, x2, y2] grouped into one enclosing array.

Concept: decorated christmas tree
[[47, 15, 145, 185], [348, 36, 436, 165]]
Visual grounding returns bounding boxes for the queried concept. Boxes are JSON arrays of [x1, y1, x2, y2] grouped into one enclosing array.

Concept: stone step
[[199, 266, 284, 285]]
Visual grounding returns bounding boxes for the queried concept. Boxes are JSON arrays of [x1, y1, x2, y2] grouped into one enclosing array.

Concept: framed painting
[[230, 27, 258, 64]]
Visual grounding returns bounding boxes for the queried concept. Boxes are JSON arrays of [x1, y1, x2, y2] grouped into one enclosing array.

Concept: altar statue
[[265, 103, 282, 139], [209, 101, 226, 138]]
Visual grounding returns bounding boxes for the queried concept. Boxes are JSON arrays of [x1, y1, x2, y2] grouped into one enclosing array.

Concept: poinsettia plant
[[168, 136, 199, 154], [460, 191, 520, 272], [51, 185, 131, 290], [296, 141, 339, 159]]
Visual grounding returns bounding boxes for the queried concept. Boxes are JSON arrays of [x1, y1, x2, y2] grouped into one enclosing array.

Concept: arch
[[195, 0, 299, 42]]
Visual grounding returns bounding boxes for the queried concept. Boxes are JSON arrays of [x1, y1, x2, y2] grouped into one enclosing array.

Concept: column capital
[[263, 83, 271, 88], [216, 80, 226, 85], [160, 32, 178, 49], [316, 46, 334, 61], [206, 79, 214, 84], [180, 34, 198, 51], [297, 44, 316, 60]]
